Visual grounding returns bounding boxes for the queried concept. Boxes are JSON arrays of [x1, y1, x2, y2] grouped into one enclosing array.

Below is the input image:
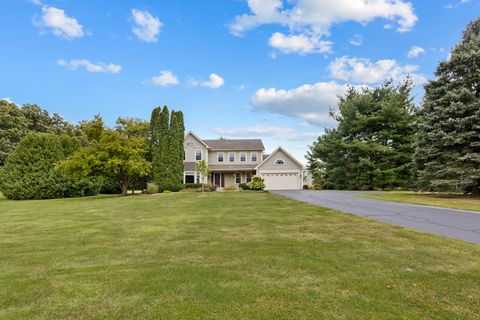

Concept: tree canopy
[[57, 130, 151, 196], [307, 80, 416, 190], [414, 18, 480, 194]]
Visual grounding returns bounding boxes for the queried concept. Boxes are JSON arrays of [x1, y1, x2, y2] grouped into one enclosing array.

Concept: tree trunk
[[120, 174, 130, 196]]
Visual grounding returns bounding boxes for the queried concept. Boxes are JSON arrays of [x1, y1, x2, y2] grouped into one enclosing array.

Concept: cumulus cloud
[[329, 56, 427, 84], [131, 9, 162, 43], [229, 0, 417, 54], [251, 81, 358, 126], [1, 97, 14, 103], [268, 32, 332, 54], [190, 73, 225, 89], [57, 59, 122, 73], [36, 6, 84, 39], [407, 46, 425, 58], [212, 125, 322, 142], [150, 70, 179, 87], [349, 34, 363, 46]]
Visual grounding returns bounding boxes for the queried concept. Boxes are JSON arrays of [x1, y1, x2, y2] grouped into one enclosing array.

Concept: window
[[185, 172, 195, 184], [217, 152, 224, 162], [196, 173, 201, 184], [274, 159, 285, 165], [240, 152, 246, 162], [246, 172, 252, 182], [251, 152, 258, 162], [229, 152, 235, 162], [187, 141, 194, 146], [195, 149, 202, 161], [235, 173, 241, 184]]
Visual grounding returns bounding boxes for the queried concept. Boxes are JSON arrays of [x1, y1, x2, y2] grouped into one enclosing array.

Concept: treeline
[[0, 102, 185, 199], [308, 18, 480, 194]]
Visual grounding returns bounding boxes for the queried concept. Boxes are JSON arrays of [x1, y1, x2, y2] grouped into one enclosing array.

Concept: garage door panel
[[259, 171, 300, 190]]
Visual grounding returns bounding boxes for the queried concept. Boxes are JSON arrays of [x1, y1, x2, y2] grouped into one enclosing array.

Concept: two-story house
[[183, 132, 307, 190]]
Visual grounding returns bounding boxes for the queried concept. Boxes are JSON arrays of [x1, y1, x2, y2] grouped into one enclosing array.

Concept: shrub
[[303, 184, 309, 190], [160, 183, 182, 193], [239, 183, 251, 190], [223, 185, 238, 191], [183, 183, 203, 189], [146, 182, 159, 194], [203, 183, 216, 192], [246, 176, 265, 191], [100, 177, 122, 194], [0, 133, 101, 200]]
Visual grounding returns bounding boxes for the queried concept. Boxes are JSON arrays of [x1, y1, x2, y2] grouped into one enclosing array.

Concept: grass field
[[1, 192, 479, 319], [359, 191, 480, 211]]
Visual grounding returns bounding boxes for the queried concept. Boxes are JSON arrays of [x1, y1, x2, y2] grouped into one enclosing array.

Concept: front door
[[214, 173, 224, 187]]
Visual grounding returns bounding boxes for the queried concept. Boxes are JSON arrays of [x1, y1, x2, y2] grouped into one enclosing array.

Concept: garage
[[259, 171, 301, 190]]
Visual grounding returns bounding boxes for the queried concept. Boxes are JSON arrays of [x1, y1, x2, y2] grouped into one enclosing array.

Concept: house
[[183, 131, 307, 190]]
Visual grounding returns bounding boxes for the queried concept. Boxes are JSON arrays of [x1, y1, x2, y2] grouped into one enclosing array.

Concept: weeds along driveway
[[272, 190, 480, 244]]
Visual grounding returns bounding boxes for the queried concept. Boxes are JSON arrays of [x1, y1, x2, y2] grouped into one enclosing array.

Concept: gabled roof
[[203, 139, 265, 151], [255, 146, 306, 169], [185, 131, 210, 148]]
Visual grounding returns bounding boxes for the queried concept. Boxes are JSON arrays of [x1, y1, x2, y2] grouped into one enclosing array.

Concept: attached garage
[[255, 147, 305, 190], [259, 171, 302, 190]]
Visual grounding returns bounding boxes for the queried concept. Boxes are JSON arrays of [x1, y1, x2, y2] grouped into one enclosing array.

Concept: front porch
[[210, 170, 256, 188]]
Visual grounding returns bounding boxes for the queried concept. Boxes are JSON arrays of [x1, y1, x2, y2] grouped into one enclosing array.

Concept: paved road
[[272, 190, 480, 244]]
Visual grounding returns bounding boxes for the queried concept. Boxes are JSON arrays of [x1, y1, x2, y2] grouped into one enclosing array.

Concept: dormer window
[[274, 159, 285, 165]]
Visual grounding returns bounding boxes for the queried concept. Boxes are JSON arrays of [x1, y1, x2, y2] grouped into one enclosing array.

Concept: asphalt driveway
[[272, 190, 480, 244]]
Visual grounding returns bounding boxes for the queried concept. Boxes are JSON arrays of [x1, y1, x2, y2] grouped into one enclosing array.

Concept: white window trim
[[184, 171, 195, 184], [251, 152, 258, 162], [217, 152, 224, 163], [240, 152, 246, 162], [229, 152, 235, 162], [274, 158, 285, 165], [195, 149, 203, 161]]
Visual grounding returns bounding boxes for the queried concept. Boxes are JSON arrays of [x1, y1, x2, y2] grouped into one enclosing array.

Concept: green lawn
[[359, 191, 480, 211], [1, 192, 479, 319]]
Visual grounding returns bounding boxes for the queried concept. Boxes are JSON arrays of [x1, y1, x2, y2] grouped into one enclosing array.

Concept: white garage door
[[260, 171, 301, 190]]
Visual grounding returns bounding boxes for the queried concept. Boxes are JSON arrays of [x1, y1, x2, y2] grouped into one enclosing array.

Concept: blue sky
[[1, 0, 479, 162]]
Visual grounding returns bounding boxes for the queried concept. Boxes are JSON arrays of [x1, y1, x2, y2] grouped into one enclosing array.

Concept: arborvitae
[[175, 111, 185, 184], [414, 18, 480, 194]]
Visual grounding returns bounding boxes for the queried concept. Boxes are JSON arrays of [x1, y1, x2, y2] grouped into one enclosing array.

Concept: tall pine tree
[[308, 80, 416, 190], [415, 18, 480, 194]]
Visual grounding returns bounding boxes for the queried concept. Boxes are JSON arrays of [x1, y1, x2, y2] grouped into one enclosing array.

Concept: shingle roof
[[203, 139, 265, 151]]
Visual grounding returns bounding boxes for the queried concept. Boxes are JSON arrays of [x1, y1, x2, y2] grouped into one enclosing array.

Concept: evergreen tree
[[415, 18, 480, 194], [0, 133, 101, 200], [174, 111, 185, 185], [307, 80, 416, 190], [0, 100, 28, 166]]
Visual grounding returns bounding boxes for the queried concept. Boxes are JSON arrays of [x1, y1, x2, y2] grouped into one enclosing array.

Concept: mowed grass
[[0, 192, 479, 319], [359, 191, 480, 211]]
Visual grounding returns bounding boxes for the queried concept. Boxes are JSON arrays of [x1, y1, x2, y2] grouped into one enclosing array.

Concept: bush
[[239, 183, 251, 190], [246, 176, 265, 191], [160, 183, 183, 193], [0, 133, 101, 200], [183, 183, 203, 189], [203, 183, 216, 192], [223, 185, 238, 191], [146, 182, 159, 194], [303, 184, 309, 190], [100, 177, 122, 194]]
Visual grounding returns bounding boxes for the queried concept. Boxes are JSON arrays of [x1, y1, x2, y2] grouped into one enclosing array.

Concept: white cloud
[[212, 125, 322, 142], [349, 34, 363, 46], [329, 56, 427, 84], [29, 0, 43, 6], [57, 59, 122, 73], [268, 32, 332, 54], [131, 9, 162, 43], [251, 81, 358, 126], [190, 73, 225, 89], [229, 0, 417, 54], [445, 0, 471, 9], [407, 46, 425, 58], [150, 70, 179, 87], [36, 6, 84, 39]]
